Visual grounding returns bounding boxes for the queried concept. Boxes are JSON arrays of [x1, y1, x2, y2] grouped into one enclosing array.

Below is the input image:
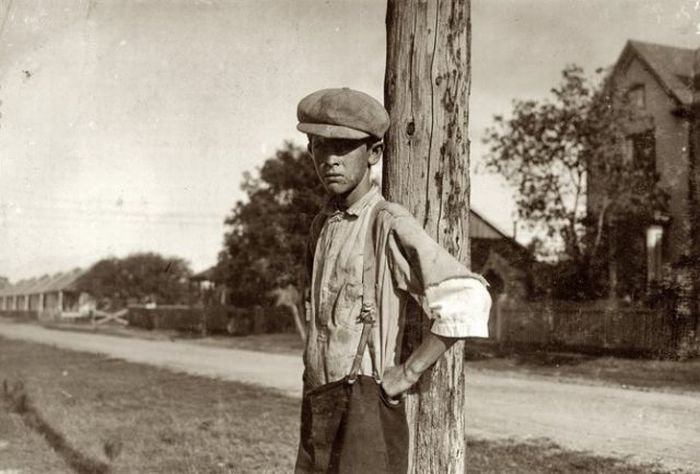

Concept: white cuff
[[425, 277, 492, 338]]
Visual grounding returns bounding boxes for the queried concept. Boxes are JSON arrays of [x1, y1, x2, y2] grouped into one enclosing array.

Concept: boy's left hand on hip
[[381, 363, 420, 398]]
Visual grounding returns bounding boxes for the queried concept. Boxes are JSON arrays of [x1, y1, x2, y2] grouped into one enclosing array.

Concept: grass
[[464, 340, 700, 393], [1, 337, 299, 473], [0, 400, 73, 473], [0, 336, 681, 473], [465, 438, 673, 474]]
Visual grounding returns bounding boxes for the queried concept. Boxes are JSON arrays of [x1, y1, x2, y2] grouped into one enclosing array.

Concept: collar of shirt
[[322, 186, 380, 218]]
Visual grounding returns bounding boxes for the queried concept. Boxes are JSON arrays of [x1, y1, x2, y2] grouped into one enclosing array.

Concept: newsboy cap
[[296, 88, 390, 140]]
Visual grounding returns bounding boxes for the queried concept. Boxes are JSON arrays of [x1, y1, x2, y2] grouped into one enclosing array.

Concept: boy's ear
[[368, 141, 383, 166]]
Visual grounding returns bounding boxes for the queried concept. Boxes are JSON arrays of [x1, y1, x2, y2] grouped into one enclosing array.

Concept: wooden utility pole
[[384, 1, 471, 473]]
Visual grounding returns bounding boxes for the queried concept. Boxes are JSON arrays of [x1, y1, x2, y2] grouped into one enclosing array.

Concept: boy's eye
[[312, 138, 366, 156], [334, 141, 363, 153]]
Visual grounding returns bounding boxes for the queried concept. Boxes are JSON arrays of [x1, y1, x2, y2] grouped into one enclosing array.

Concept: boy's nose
[[321, 154, 341, 168]]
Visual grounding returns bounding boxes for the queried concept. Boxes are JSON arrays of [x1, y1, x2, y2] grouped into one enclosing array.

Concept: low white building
[[0, 268, 96, 318]]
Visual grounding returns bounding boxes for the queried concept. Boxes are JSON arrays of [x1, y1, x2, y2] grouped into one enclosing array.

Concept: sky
[[1, 0, 699, 282]]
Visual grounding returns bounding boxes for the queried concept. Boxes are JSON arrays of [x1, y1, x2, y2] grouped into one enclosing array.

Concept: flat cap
[[296, 88, 390, 140]]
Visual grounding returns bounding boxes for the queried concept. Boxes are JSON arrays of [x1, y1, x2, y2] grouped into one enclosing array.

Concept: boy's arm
[[380, 277, 491, 397], [379, 209, 493, 397], [381, 333, 457, 397]]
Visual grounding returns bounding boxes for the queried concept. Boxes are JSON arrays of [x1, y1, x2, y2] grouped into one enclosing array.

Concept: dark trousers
[[294, 375, 409, 474]]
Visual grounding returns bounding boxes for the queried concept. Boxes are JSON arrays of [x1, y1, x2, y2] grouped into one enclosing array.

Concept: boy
[[295, 88, 491, 474]]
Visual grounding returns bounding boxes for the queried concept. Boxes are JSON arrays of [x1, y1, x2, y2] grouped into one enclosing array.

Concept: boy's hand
[[381, 364, 420, 398], [380, 333, 459, 399]]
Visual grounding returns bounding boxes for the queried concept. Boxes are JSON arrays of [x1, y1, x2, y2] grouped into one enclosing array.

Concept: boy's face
[[308, 135, 381, 197]]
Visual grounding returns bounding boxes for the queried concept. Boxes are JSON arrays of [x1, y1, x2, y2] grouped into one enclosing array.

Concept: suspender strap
[[347, 201, 383, 383], [347, 318, 375, 383]]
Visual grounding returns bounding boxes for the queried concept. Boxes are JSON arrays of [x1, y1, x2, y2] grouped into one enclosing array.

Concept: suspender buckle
[[358, 303, 376, 325]]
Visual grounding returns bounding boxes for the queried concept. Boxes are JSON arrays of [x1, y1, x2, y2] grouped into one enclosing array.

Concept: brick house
[[588, 40, 700, 295]]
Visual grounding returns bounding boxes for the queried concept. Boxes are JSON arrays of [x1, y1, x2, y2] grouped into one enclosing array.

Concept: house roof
[[0, 268, 86, 297], [469, 208, 513, 241], [614, 40, 697, 105], [190, 267, 217, 282]]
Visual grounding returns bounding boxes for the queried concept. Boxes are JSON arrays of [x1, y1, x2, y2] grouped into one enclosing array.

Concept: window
[[627, 84, 646, 110], [646, 225, 664, 284], [624, 130, 656, 171], [622, 137, 634, 164]]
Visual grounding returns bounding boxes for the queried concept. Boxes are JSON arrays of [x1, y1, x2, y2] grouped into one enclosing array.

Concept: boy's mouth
[[324, 173, 344, 181]]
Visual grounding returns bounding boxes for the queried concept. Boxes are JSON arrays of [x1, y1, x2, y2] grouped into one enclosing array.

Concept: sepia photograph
[[0, 1, 699, 473]]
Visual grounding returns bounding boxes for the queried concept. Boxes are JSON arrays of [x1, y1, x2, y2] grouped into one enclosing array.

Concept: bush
[[125, 305, 296, 336], [126, 306, 204, 334], [260, 306, 295, 333], [125, 307, 154, 330]]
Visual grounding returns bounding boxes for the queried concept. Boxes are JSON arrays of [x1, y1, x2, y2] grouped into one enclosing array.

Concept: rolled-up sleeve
[[425, 278, 491, 338], [385, 211, 492, 339]]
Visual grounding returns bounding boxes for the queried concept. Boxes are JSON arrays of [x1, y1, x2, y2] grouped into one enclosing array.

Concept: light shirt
[[303, 187, 491, 390]]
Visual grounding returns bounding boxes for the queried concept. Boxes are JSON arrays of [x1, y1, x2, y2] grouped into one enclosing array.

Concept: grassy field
[[1, 337, 300, 473], [0, 336, 678, 474]]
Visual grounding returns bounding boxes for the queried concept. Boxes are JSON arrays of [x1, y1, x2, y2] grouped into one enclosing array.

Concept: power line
[[0, 186, 237, 213], [0, 220, 222, 230], [1, 203, 225, 221], [0, 214, 227, 228]]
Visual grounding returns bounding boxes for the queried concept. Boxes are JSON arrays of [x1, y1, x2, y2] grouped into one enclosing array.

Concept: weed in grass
[[103, 438, 124, 461]]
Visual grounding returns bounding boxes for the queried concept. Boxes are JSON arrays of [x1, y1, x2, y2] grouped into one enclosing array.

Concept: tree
[[217, 142, 325, 309], [385, 1, 471, 472], [76, 252, 192, 309], [483, 65, 668, 298]]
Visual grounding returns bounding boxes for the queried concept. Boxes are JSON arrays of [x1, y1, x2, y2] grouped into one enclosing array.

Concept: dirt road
[[1, 322, 698, 473]]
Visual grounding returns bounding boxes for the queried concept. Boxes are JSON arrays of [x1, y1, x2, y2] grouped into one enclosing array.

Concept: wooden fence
[[497, 299, 678, 355]]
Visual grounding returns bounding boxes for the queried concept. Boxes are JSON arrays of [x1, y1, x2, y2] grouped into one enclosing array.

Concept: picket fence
[[497, 299, 678, 355]]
